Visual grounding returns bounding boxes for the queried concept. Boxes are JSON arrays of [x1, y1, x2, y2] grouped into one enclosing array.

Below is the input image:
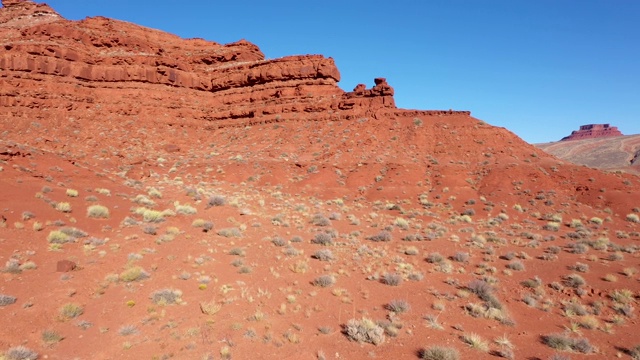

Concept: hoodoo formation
[[560, 124, 623, 141]]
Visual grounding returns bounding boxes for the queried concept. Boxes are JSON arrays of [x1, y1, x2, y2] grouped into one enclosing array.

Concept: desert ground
[[1, 1, 640, 360]]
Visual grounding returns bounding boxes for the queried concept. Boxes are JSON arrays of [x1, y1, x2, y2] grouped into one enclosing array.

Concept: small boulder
[[56, 260, 77, 272]]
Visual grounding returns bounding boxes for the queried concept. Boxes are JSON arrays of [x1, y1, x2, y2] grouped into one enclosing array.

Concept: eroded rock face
[[0, 0, 455, 136], [561, 124, 623, 141], [0, 0, 472, 168]]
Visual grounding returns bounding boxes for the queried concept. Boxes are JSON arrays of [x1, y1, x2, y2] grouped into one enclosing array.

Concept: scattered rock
[[56, 260, 77, 272]]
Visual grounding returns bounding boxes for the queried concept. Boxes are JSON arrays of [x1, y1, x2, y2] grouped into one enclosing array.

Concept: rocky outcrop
[[561, 124, 623, 141], [0, 0, 473, 162], [0, 0, 464, 133]]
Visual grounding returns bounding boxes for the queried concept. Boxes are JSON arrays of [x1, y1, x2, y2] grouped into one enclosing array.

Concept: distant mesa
[[560, 124, 623, 141]]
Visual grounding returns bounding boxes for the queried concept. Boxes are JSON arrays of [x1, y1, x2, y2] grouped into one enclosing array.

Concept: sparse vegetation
[[313, 249, 334, 261], [367, 230, 392, 242], [0, 294, 17, 306], [313, 275, 335, 287], [381, 272, 402, 286], [311, 232, 334, 246], [419, 346, 459, 360], [5, 345, 38, 360], [150, 289, 182, 305], [385, 299, 410, 313], [627, 213, 640, 223], [119, 266, 150, 282], [59, 303, 84, 320], [344, 317, 385, 345], [541, 333, 594, 353], [87, 204, 110, 218]]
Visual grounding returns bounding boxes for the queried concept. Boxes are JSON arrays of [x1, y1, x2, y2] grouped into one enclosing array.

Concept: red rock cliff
[[560, 124, 623, 141], [0, 0, 433, 131]]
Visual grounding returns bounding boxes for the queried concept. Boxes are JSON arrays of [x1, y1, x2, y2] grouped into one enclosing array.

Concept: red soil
[[1, 1, 640, 360]]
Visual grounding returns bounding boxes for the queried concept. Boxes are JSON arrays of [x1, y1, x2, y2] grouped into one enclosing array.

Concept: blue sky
[[20, 0, 640, 143]]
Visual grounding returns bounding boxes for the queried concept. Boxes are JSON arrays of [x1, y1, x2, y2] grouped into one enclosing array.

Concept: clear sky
[[13, 0, 640, 143]]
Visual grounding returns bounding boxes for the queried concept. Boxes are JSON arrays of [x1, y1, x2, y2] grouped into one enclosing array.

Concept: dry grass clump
[[367, 230, 392, 242], [118, 325, 139, 336], [59, 303, 84, 320], [609, 289, 634, 304], [217, 227, 242, 238], [207, 195, 226, 207], [419, 346, 459, 360], [5, 345, 39, 360], [150, 289, 182, 305], [541, 333, 594, 353], [311, 213, 331, 226], [313, 275, 335, 288], [311, 232, 334, 246], [87, 205, 110, 219], [47, 230, 72, 244], [55, 202, 72, 213], [42, 329, 64, 344], [199, 300, 222, 315], [563, 274, 586, 288], [506, 261, 525, 271], [21, 211, 35, 221], [426, 252, 445, 264], [344, 317, 385, 345], [461, 333, 489, 352], [626, 214, 640, 223], [385, 299, 410, 313], [175, 203, 197, 215], [381, 272, 403, 286], [313, 249, 335, 261], [0, 294, 17, 306], [141, 209, 165, 223], [119, 266, 150, 282]]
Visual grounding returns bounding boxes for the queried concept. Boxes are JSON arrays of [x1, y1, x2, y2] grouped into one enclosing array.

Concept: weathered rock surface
[[560, 124, 623, 141], [0, 0, 469, 148]]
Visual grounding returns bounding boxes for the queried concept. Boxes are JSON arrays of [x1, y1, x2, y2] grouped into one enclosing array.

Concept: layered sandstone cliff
[[560, 124, 623, 141], [0, 0, 470, 140]]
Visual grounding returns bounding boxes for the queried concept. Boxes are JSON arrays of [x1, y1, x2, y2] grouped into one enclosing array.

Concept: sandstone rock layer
[[560, 124, 623, 141], [0, 0, 469, 140]]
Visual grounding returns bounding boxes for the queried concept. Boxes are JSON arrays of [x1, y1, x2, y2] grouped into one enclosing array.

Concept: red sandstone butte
[[560, 123, 623, 141], [0, 0, 469, 146]]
